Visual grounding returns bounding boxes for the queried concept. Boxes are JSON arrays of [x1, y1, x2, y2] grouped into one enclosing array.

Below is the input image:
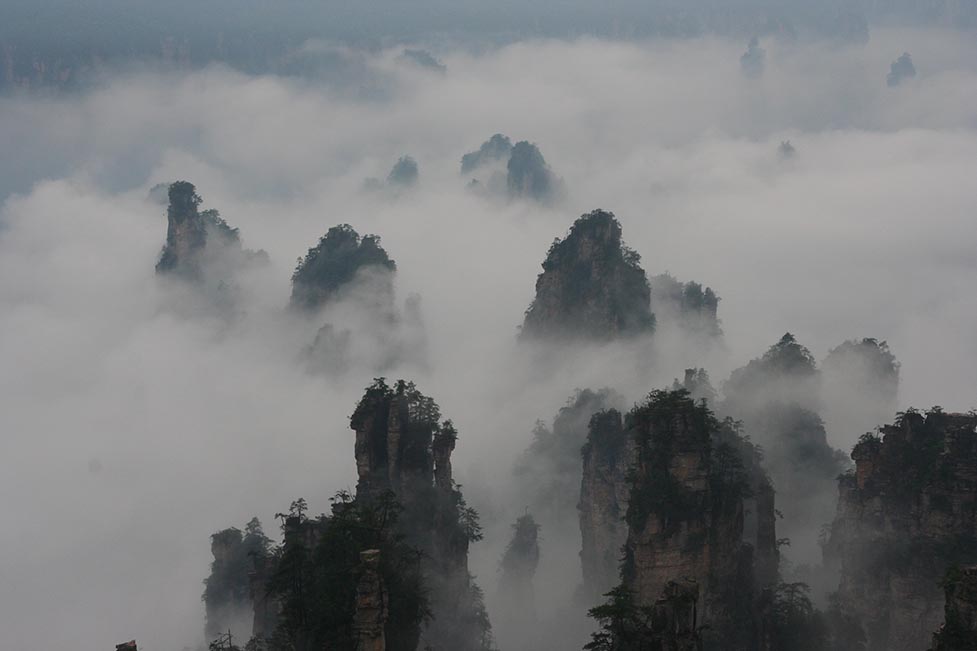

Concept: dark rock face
[[290, 224, 396, 312], [579, 408, 637, 599], [354, 549, 389, 651], [461, 134, 513, 174], [650, 274, 722, 340], [586, 580, 703, 651], [507, 141, 557, 201], [202, 519, 271, 641], [521, 210, 655, 341], [156, 181, 207, 275], [156, 181, 265, 282], [930, 566, 977, 651], [350, 379, 493, 651], [825, 410, 977, 651], [582, 390, 776, 650], [650, 580, 704, 651]]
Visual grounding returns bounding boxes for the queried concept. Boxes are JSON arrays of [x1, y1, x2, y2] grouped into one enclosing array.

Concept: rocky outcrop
[[354, 549, 388, 651], [203, 519, 271, 641], [672, 369, 718, 405], [292, 225, 424, 374], [583, 390, 776, 650], [888, 52, 916, 86], [825, 410, 977, 651], [387, 156, 419, 187], [649, 274, 722, 340], [650, 580, 703, 651], [350, 379, 493, 650], [521, 210, 655, 341], [461, 134, 512, 174], [930, 566, 977, 651], [290, 224, 396, 312], [579, 408, 638, 599], [155, 181, 265, 281], [507, 141, 558, 201], [249, 553, 278, 640]]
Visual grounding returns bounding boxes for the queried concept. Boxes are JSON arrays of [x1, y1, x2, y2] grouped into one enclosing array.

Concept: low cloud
[[1, 27, 976, 650]]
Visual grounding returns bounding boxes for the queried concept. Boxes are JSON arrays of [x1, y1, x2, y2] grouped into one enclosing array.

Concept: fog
[[1, 26, 976, 650]]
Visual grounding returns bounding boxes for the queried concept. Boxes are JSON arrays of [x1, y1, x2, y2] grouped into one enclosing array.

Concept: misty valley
[[1, 3, 977, 651]]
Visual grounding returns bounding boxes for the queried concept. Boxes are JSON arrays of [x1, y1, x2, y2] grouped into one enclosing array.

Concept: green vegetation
[[522, 210, 655, 339], [203, 518, 272, 639], [770, 582, 828, 651], [290, 224, 396, 311], [623, 389, 716, 533], [585, 585, 658, 650], [348, 378, 495, 651], [263, 491, 429, 651]]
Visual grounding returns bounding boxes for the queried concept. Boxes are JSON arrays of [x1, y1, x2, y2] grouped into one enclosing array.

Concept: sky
[[1, 26, 976, 651]]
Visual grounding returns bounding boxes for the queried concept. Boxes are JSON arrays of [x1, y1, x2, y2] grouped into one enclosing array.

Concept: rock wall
[[582, 390, 776, 650], [930, 566, 977, 651], [354, 549, 388, 651], [156, 181, 208, 276], [521, 209, 654, 341], [350, 379, 492, 650], [579, 408, 638, 599], [825, 410, 977, 651], [155, 181, 265, 292]]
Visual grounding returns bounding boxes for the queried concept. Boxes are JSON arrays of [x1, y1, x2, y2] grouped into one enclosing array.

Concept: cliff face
[[825, 410, 977, 651], [354, 549, 389, 651], [579, 409, 638, 599], [203, 520, 271, 642], [156, 181, 265, 282], [521, 210, 654, 341], [582, 390, 777, 650], [625, 392, 774, 650], [930, 566, 977, 651], [350, 379, 492, 650]]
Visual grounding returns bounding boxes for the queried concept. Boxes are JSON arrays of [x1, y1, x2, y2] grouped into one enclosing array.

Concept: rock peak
[[521, 209, 654, 341]]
